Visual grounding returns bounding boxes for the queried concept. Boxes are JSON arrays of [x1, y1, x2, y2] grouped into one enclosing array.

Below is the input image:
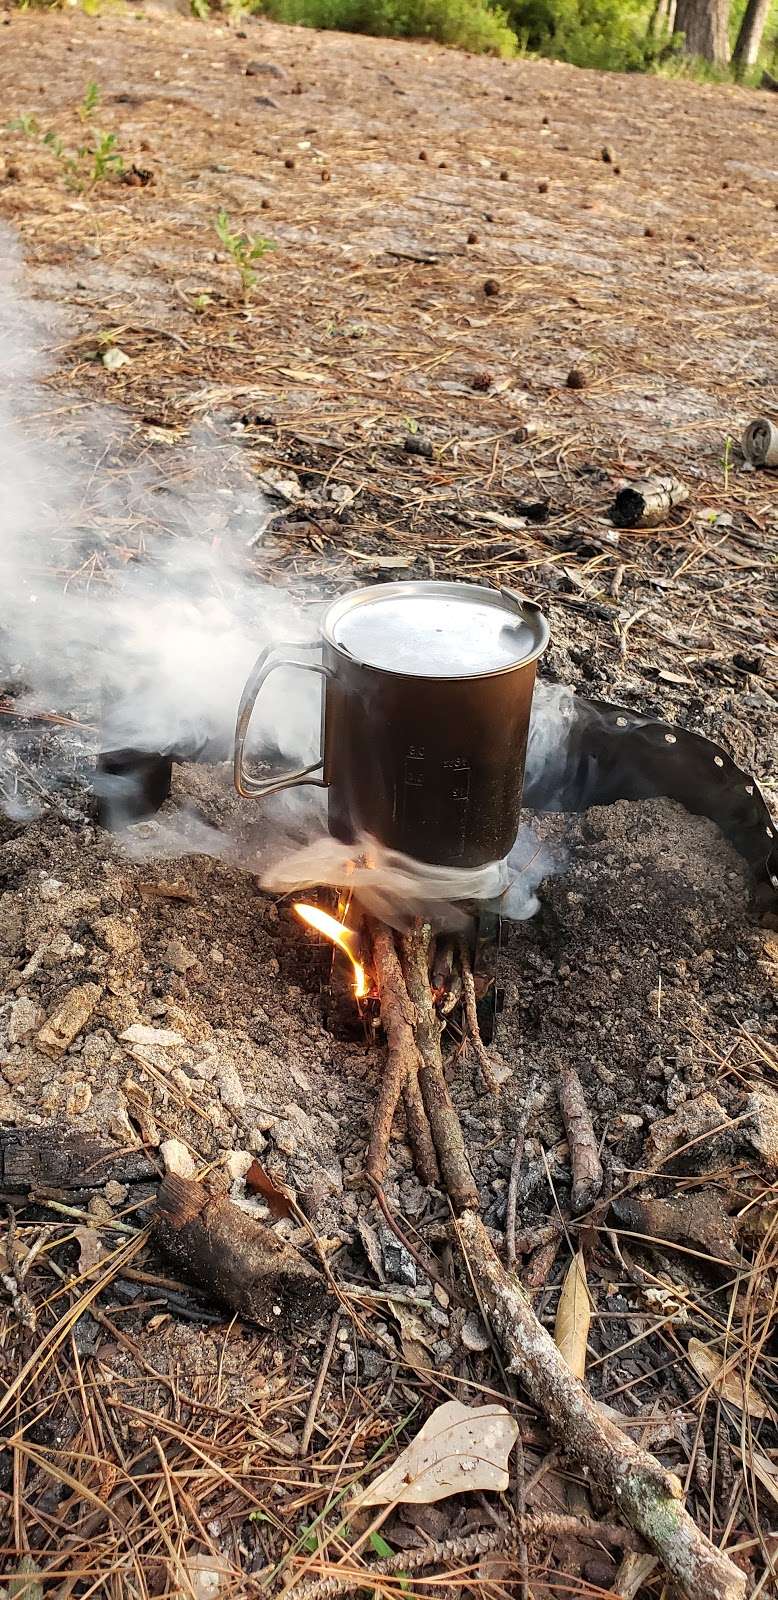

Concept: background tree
[[674, 0, 730, 59], [733, 0, 771, 65]]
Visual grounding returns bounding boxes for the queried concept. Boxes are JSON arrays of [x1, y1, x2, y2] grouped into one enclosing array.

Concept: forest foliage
[[8, 0, 778, 79]]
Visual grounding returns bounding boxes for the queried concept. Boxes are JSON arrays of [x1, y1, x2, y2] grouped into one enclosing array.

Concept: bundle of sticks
[[364, 916, 494, 1210]]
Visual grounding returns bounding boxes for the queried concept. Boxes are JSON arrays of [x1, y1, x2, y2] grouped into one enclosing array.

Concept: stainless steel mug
[[234, 581, 549, 869]]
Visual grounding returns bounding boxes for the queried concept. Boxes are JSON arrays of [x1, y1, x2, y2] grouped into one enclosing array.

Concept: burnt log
[[0, 1126, 160, 1193], [153, 1173, 331, 1332], [609, 474, 689, 529]]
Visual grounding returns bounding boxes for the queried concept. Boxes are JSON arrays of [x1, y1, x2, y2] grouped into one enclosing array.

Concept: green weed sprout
[[215, 209, 275, 294]]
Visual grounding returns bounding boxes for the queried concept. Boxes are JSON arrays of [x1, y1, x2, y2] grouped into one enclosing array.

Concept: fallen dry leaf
[[747, 1446, 778, 1509], [73, 1226, 104, 1277], [688, 1337, 771, 1420], [554, 1250, 590, 1381], [389, 1299, 434, 1369], [359, 1399, 518, 1506], [245, 1159, 294, 1219]]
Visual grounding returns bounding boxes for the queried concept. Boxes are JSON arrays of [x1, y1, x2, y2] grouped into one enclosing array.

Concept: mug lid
[[323, 581, 549, 680]]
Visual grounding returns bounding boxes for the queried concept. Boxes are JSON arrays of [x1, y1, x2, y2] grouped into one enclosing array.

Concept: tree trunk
[[733, 0, 771, 65], [675, 0, 731, 60]]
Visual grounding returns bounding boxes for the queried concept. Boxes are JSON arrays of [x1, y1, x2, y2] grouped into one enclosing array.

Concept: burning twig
[[557, 1063, 604, 1215], [456, 1210, 747, 1600], [458, 937, 501, 1094], [400, 921, 479, 1213], [153, 1173, 331, 1332], [365, 921, 437, 1185]]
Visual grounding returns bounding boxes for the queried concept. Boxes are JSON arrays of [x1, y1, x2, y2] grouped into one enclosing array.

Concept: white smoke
[[0, 223, 563, 926], [254, 821, 557, 929], [0, 225, 318, 774]]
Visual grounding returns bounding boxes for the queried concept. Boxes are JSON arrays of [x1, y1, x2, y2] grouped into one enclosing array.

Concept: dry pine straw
[[0, 9, 776, 1598]]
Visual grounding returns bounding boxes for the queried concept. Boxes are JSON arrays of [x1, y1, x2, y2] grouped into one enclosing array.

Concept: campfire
[[234, 580, 551, 1212]]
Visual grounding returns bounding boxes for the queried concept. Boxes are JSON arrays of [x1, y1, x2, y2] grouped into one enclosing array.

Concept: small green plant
[[9, 84, 125, 190], [215, 209, 275, 293], [190, 0, 210, 17], [722, 434, 733, 492], [78, 79, 101, 121], [8, 113, 40, 136], [87, 130, 123, 183]]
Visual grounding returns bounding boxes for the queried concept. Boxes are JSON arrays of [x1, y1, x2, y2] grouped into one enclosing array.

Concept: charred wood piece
[[0, 1127, 160, 1193], [153, 1172, 330, 1332], [609, 475, 689, 529]]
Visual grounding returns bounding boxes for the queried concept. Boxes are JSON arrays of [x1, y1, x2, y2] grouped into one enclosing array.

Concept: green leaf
[[368, 1532, 394, 1559]]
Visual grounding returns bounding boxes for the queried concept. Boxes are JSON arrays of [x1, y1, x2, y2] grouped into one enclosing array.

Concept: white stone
[[160, 1139, 197, 1179]]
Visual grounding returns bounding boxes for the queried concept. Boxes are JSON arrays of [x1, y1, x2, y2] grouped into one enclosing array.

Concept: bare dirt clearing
[[0, 12, 777, 1599]]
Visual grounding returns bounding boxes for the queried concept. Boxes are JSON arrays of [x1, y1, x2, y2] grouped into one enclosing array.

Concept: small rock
[[216, 1058, 246, 1111], [66, 1079, 92, 1117], [92, 916, 139, 957], [91, 1086, 135, 1143], [566, 368, 587, 390], [87, 1195, 114, 1223], [251, 1112, 278, 1134], [461, 1311, 491, 1352], [121, 1024, 186, 1048], [160, 1138, 197, 1179], [601, 145, 615, 163], [483, 278, 500, 297], [379, 1228, 416, 1287], [224, 1149, 254, 1181], [747, 1084, 778, 1169], [162, 939, 198, 975], [466, 230, 479, 244], [37, 983, 103, 1057], [245, 59, 286, 77], [39, 877, 64, 902], [248, 1126, 269, 1151], [7, 996, 42, 1045], [403, 435, 433, 459], [104, 1180, 128, 1206]]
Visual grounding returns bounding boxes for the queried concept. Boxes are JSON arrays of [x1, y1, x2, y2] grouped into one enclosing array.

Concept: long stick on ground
[[456, 1210, 746, 1600], [400, 920, 479, 1212]]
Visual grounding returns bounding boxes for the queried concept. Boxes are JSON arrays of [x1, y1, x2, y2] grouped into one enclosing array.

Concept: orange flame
[[294, 903, 368, 999]]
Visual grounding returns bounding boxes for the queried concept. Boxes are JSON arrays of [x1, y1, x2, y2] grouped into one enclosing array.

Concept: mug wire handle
[[234, 642, 330, 799]]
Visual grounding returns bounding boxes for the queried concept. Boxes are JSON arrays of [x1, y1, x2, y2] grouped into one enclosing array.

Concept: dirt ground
[[0, 9, 777, 1599]]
